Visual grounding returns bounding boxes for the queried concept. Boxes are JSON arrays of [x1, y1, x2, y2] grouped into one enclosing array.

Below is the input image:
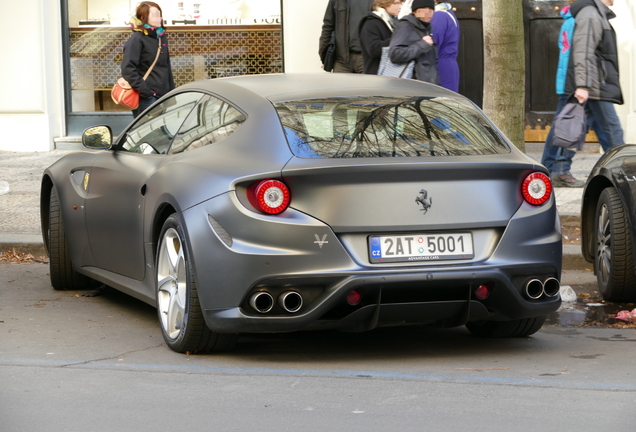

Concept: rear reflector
[[522, 172, 552, 206], [346, 290, 362, 306], [475, 284, 490, 300], [250, 179, 291, 214]]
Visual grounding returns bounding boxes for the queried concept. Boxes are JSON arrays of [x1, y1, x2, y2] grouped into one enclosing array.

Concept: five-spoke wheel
[[156, 214, 237, 353], [157, 226, 188, 340]]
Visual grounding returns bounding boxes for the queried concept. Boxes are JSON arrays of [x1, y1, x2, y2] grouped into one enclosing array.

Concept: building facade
[[0, 0, 634, 152]]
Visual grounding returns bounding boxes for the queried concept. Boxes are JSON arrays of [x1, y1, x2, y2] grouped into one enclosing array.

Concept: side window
[[120, 92, 203, 155], [169, 95, 246, 154]]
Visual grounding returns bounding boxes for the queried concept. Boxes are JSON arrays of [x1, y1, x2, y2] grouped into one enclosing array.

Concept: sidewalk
[[0, 142, 602, 266]]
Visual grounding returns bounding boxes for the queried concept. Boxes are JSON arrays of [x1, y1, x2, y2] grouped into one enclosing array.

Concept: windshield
[[275, 96, 510, 158]]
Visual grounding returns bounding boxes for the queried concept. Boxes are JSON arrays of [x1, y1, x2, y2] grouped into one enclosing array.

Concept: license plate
[[368, 233, 474, 263]]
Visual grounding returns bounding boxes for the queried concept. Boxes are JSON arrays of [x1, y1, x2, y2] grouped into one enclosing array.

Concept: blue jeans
[[541, 95, 618, 175], [132, 96, 157, 118], [586, 99, 624, 148]]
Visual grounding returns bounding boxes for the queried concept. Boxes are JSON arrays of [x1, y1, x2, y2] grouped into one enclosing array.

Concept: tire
[[48, 186, 90, 290], [465, 316, 546, 338], [156, 214, 238, 353], [594, 187, 636, 302]]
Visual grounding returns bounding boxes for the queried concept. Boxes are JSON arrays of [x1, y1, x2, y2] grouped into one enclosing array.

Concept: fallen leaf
[[0, 249, 48, 264]]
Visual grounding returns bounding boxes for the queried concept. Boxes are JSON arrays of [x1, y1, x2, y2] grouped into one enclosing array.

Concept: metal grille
[[69, 26, 283, 91]]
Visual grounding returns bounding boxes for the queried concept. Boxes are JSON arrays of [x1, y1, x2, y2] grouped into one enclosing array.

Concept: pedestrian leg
[[586, 100, 624, 147]]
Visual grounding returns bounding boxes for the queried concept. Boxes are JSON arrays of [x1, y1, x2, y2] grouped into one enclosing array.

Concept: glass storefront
[[64, 0, 282, 134]]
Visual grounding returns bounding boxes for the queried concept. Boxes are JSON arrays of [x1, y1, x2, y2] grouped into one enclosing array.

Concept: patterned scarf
[[129, 16, 165, 38], [374, 7, 398, 31]]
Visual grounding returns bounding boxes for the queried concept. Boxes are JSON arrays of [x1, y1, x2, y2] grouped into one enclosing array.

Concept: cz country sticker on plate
[[368, 233, 474, 263]]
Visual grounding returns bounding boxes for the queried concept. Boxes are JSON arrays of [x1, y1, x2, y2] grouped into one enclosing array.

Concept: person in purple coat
[[430, 1, 460, 92]]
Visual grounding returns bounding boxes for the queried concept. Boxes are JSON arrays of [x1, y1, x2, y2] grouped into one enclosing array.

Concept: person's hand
[[422, 35, 433, 46], [574, 88, 589, 104]]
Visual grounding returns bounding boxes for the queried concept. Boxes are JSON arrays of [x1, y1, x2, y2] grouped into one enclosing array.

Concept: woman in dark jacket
[[121, 1, 175, 118], [359, 0, 403, 74], [388, 0, 439, 84]]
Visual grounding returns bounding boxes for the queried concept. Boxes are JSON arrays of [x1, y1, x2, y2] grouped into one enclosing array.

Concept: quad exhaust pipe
[[543, 278, 560, 297], [249, 290, 303, 314], [524, 278, 561, 300], [249, 291, 274, 314], [525, 279, 544, 300], [278, 291, 303, 313]]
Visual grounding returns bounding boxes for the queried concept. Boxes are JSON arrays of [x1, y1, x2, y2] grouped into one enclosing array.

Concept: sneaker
[[551, 172, 585, 188]]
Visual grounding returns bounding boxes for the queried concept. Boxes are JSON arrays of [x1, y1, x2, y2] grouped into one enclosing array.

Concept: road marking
[[2, 359, 636, 392]]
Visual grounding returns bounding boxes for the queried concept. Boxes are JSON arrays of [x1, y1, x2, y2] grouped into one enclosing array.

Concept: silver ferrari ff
[[40, 73, 562, 353]]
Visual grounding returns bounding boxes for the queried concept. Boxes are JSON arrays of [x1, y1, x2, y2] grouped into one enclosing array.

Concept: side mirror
[[82, 125, 113, 150]]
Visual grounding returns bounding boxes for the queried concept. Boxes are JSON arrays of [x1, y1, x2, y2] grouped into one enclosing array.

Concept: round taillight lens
[[253, 179, 290, 214], [522, 172, 552, 206]]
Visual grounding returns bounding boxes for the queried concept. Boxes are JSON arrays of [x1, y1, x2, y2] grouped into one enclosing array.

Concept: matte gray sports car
[[41, 73, 562, 353]]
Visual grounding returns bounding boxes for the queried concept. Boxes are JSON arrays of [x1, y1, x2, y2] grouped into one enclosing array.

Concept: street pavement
[[0, 141, 603, 266], [0, 260, 634, 430]]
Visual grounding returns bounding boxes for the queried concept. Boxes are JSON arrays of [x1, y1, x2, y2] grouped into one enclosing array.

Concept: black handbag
[[321, 33, 336, 72]]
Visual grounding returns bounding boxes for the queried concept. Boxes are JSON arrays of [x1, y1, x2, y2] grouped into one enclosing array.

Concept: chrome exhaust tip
[[543, 277, 560, 297], [278, 291, 303, 313], [249, 291, 274, 313], [524, 279, 544, 300]]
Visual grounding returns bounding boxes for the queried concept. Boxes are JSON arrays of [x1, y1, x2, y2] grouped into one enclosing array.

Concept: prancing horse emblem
[[415, 189, 432, 214]]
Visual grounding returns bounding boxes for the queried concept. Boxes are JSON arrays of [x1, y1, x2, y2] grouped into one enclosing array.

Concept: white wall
[[0, 0, 64, 151], [281, 0, 329, 73]]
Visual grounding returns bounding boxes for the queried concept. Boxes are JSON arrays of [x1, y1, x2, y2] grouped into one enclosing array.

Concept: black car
[[582, 144, 636, 301]]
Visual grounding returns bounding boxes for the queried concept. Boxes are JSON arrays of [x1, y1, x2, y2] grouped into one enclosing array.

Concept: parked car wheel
[[465, 316, 546, 338], [156, 214, 238, 353], [48, 186, 91, 290], [594, 187, 636, 301]]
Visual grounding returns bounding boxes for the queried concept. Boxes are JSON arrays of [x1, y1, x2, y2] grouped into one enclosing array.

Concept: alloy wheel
[[157, 227, 188, 339], [596, 202, 611, 287]]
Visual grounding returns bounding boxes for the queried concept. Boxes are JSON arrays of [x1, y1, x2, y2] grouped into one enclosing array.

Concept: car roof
[[177, 73, 462, 104]]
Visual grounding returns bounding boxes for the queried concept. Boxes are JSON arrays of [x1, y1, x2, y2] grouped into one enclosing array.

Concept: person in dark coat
[[388, 0, 439, 84], [565, 0, 624, 147], [121, 1, 175, 118], [359, 0, 403, 74], [319, 0, 374, 73], [541, 0, 610, 187]]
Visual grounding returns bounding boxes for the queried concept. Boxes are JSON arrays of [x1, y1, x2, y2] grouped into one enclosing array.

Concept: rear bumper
[[187, 190, 562, 334], [203, 265, 561, 333]]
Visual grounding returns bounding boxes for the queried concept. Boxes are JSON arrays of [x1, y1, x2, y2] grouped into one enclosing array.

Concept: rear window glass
[[275, 97, 510, 158]]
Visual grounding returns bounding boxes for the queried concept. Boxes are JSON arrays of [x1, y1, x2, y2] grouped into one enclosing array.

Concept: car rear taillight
[[248, 179, 291, 214], [522, 172, 552, 206]]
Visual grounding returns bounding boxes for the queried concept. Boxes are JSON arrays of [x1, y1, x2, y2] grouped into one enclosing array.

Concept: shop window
[[67, 0, 282, 113]]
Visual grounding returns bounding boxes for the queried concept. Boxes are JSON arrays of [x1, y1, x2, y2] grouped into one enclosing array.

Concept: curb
[[562, 244, 589, 271], [0, 234, 47, 257]]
